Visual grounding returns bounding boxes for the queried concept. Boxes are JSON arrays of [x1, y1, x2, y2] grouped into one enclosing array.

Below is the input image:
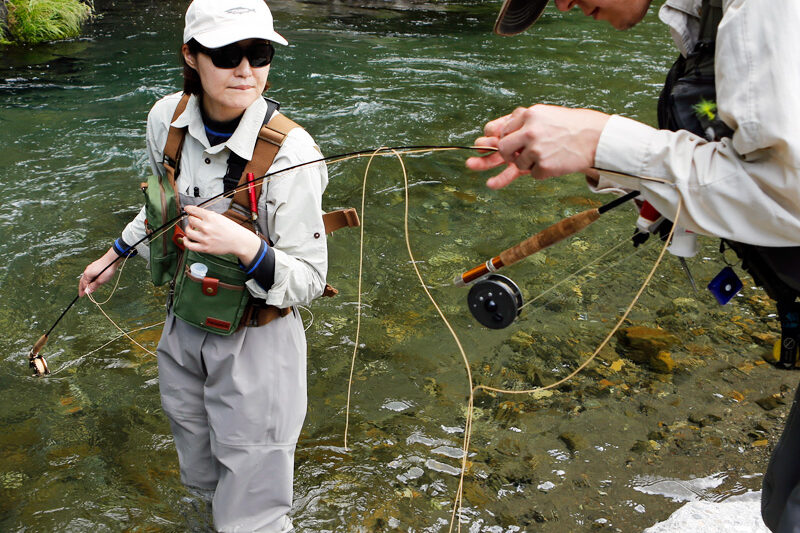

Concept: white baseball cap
[[183, 0, 288, 48]]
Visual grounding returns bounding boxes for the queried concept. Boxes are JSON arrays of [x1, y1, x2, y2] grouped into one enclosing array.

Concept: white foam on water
[[644, 490, 769, 533]]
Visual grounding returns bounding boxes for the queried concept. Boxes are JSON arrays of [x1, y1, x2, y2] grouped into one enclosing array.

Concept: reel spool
[[30, 354, 49, 377], [467, 274, 523, 329]]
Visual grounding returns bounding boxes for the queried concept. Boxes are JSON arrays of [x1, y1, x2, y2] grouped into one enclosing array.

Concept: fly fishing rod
[[26, 145, 487, 377], [455, 189, 641, 329]]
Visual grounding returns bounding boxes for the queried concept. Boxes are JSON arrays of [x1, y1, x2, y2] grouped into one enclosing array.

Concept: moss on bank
[[1, 0, 94, 45]]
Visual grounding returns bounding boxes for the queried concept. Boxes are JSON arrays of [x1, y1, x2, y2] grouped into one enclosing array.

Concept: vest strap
[[323, 208, 361, 235]]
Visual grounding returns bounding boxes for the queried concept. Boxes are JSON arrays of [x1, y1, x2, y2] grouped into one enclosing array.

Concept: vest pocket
[[171, 250, 250, 335]]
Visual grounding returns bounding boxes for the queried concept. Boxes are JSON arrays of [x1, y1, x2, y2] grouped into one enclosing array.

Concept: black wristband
[[242, 239, 276, 291], [113, 237, 137, 258]]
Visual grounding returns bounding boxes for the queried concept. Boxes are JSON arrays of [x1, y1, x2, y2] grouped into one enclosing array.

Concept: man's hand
[[466, 104, 610, 189], [183, 205, 262, 264]]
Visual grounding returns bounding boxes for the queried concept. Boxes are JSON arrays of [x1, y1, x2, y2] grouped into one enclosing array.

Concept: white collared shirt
[[592, 0, 800, 247], [122, 92, 329, 307]]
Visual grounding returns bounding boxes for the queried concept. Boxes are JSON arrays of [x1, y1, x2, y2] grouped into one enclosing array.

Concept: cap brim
[[494, 0, 548, 36], [194, 25, 288, 48]]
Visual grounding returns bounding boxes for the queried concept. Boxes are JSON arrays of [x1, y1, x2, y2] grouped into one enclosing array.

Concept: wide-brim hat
[[494, 0, 548, 36], [184, 0, 289, 48]]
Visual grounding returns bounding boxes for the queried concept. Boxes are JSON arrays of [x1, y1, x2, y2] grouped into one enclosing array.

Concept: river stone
[[508, 330, 535, 352], [617, 326, 680, 363], [657, 296, 701, 317], [559, 431, 588, 453], [756, 393, 786, 411], [650, 350, 675, 374]]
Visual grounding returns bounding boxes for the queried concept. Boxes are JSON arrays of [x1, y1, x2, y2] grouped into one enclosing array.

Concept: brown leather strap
[[163, 93, 191, 179], [236, 305, 292, 331], [322, 208, 360, 235], [162, 93, 192, 211], [224, 113, 302, 228]]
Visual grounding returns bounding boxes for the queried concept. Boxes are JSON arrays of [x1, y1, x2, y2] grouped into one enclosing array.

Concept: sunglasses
[[198, 41, 275, 69]]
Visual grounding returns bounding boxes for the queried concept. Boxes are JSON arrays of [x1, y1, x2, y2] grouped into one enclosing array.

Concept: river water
[[0, 0, 789, 531]]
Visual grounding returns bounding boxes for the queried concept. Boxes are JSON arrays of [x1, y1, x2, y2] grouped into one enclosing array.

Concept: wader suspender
[[162, 93, 359, 328], [658, 0, 800, 368]]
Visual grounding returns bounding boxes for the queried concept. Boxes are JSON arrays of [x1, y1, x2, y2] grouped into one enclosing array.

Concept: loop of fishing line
[[334, 151, 682, 531], [37, 142, 683, 531]]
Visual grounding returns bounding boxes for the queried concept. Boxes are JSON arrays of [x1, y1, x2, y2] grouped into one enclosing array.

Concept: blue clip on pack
[[707, 266, 743, 305]]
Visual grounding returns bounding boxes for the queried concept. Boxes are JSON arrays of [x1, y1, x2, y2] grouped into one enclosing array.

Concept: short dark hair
[[181, 39, 203, 96], [180, 39, 271, 96]]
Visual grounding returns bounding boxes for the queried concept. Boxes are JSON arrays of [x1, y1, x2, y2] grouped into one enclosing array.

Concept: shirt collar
[[659, 0, 703, 57], [170, 94, 269, 160]]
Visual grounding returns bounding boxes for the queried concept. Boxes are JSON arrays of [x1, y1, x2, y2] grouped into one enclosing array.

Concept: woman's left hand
[[183, 205, 262, 264]]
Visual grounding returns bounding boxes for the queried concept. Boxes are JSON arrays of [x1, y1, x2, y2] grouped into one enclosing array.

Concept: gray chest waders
[[142, 93, 360, 335], [657, 0, 800, 369]]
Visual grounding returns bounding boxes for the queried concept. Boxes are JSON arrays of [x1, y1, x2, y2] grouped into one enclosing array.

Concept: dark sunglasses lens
[[206, 43, 274, 69], [208, 45, 243, 68], [246, 43, 274, 67]]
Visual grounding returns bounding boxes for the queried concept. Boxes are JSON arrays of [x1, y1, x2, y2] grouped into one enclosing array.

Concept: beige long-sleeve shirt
[[592, 0, 800, 247], [122, 92, 328, 308]]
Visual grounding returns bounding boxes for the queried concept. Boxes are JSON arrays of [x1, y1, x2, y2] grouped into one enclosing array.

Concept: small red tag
[[205, 317, 231, 330]]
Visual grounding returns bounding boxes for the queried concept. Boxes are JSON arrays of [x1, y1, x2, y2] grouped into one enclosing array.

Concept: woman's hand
[[79, 248, 120, 297], [183, 205, 262, 264], [466, 104, 610, 189]]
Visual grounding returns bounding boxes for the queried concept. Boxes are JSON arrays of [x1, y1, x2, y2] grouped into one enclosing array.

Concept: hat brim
[[494, 0, 548, 36], [193, 24, 288, 48]]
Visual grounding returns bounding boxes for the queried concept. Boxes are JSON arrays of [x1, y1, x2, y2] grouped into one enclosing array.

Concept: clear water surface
[[0, 1, 786, 531]]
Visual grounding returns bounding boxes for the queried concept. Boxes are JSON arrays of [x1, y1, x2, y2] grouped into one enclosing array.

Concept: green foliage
[[5, 0, 94, 44]]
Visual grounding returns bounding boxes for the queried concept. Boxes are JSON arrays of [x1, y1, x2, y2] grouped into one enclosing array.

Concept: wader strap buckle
[[775, 301, 800, 370]]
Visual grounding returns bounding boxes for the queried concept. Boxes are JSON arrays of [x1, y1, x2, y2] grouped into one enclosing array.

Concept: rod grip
[[498, 208, 601, 267], [30, 334, 48, 358]]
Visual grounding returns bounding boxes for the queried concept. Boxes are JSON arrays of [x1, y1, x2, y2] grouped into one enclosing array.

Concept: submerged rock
[[617, 326, 681, 363], [559, 431, 588, 453]]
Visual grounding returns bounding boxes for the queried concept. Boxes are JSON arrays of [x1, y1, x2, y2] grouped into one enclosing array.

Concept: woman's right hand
[[78, 247, 121, 297]]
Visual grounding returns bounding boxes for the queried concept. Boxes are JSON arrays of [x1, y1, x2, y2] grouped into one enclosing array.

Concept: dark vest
[[657, 0, 800, 366]]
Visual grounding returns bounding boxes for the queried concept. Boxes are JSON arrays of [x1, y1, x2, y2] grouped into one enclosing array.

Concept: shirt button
[[204, 158, 211, 164], [314, 232, 320, 239]]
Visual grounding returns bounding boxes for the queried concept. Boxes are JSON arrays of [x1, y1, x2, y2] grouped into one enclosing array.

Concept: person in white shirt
[[78, 1, 326, 531], [468, 1, 800, 531]]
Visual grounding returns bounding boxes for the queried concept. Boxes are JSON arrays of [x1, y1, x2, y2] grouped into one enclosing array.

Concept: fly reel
[[467, 274, 523, 329]]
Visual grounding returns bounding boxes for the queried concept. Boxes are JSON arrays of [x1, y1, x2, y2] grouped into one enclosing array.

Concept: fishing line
[[330, 150, 681, 530], [519, 233, 642, 311], [343, 148, 385, 451], [49, 321, 165, 376], [449, 201, 682, 532], [28, 145, 490, 374]]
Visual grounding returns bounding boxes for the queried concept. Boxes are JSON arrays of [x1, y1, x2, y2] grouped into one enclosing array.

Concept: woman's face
[[183, 39, 271, 122]]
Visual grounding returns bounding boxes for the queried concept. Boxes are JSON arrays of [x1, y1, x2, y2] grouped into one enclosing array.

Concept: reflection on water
[[0, 0, 788, 531]]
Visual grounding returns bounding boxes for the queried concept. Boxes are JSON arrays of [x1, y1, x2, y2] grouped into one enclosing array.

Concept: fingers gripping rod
[[454, 191, 640, 287]]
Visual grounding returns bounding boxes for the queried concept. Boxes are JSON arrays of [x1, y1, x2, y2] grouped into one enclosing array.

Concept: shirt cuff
[[112, 237, 138, 258], [241, 239, 275, 291], [595, 114, 663, 189]]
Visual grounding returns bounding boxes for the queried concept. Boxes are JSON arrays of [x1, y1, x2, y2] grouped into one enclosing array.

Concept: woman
[[79, 1, 327, 531]]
